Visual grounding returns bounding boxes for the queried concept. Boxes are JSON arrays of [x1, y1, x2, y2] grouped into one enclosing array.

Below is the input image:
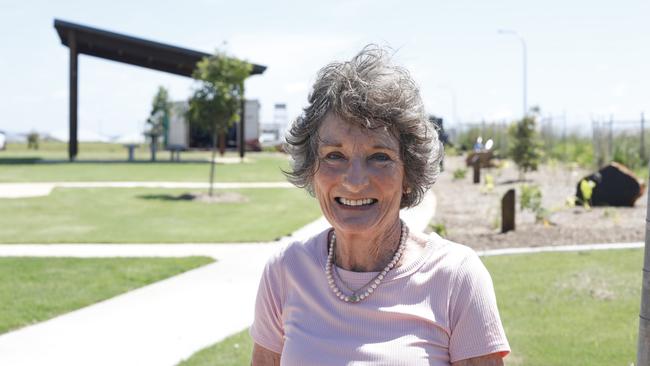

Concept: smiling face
[[312, 114, 405, 236]]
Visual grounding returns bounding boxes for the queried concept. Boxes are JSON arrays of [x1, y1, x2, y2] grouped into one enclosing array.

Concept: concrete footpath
[[0, 181, 296, 198], [0, 191, 436, 366]]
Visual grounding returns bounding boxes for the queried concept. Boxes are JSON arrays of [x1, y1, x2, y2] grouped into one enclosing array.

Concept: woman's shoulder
[[429, 232, 478, 258], [424, 233, 483, 273], [264, 228, 330, 270]]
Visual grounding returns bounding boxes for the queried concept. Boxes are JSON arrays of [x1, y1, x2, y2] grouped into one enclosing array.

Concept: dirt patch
[[183, 192, 248, 204], [429, 156, 647, 250]]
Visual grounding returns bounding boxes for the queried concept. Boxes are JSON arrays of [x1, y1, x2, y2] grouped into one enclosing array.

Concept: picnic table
[[168, 144, 185, 161], [123, 144, 139, 161]]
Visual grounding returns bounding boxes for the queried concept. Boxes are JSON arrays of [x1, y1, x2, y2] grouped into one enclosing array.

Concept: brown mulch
[[428, 155, 647, 250]]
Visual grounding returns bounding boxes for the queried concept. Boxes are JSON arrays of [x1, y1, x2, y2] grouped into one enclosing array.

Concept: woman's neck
[[332, 219, 403, 272]]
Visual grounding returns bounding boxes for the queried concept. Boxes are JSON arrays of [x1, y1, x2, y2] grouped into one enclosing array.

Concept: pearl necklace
[[325, 221, 408, 303]]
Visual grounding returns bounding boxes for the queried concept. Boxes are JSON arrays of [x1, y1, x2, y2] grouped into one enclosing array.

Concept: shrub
[[613, 134, 645, 171], [480, 174, 495, 194], [520, 184, 550, 224], [548, 136, 594, 167], [508, 115, 543, 176], [579, 179, 596, 209], [27, 132, 39, 150], [520, 184, 542, 211], [452, 168, 467, 180], [484, 174, 494, 193], [429, 222, 447, 237], [444, 145, 462, 157]]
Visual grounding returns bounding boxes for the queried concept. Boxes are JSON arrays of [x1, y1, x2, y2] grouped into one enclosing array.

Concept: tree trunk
[[637, 166, 650, 364], [150, 135, 157, 162], [208, 129, 217, 197], [219, 132, 226, 156]]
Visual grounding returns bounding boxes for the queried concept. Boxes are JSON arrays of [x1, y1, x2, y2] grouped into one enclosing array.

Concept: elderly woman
[[250, 46, 510, 366]]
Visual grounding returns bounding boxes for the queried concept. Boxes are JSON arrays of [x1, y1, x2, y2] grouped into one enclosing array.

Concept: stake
[[501, 189, 515, 233]]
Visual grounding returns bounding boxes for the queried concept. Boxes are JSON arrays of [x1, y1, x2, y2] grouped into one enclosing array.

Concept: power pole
[[641, 112, 646, 163], [562, 111, 567, 162], [637, 184, 650, 365], [608, 115, 614, 163]]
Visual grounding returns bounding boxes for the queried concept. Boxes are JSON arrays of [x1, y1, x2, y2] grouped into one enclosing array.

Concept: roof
[[53, 19, 266, 77]]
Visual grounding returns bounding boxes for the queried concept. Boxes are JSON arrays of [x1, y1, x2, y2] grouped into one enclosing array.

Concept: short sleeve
[[249, 252, 286, 354], [448, 252, 510, 363]]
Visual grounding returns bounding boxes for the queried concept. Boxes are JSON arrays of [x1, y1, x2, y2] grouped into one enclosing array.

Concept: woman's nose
[[342, 159, 369, 192]]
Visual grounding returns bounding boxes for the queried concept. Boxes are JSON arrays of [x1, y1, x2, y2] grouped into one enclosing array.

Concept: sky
[[0, 0, 648, 138]]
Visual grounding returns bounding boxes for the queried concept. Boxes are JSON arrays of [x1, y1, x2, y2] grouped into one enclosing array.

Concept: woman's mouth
[[335, 197, 378, 207]]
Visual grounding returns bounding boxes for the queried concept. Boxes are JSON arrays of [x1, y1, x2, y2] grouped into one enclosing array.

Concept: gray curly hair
[[284, 45, 444, 208]]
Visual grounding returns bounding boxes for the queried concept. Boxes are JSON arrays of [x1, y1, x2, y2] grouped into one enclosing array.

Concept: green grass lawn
[[0, 153, 290, 183], [1, 142, 259, 162], [178, 249, 642, 366], [0, 256, 213, 334], [0, 187, 321, 243], [1, 142, 131, 161], [178, 328, 253, 366], [485, 249, 641, 366]]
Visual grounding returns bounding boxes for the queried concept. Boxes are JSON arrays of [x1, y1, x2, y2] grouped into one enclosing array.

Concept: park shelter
[[53, 18, 266, 161]]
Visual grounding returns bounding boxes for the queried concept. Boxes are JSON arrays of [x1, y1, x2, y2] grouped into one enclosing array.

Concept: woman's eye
[[325, 152, 344, 160], [370, 153, 391, 162]]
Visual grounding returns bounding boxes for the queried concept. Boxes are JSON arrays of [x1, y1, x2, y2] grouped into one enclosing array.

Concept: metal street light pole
[[498, 29, 527, 118]]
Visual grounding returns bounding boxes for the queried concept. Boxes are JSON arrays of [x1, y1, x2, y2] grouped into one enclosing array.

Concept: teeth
[[339, 198, 375, 206]]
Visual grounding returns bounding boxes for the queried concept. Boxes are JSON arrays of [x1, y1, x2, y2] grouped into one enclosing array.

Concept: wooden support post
[[473, 158, 480, 184], [501, 189, 516, 233], [69, 30, 78, 161], [239, 98, 246, 160]]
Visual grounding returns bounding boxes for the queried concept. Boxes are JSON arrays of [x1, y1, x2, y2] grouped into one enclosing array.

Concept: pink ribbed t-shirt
[[250, 229, 510, 365]]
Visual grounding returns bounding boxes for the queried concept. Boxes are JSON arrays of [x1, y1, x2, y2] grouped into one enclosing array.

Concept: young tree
[[145, 86, 171, 161], [508, 111, 543, 179], [188, 50, 252, 196], [27, 132, 39, 150]]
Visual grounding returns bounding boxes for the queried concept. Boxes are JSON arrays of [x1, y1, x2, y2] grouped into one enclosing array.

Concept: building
[[166, 102, 190, 148], [259, 103, 289, 146], [169, 99, 261, 149]]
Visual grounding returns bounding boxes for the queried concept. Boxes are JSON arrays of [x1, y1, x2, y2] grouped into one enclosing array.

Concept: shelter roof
[[54, 19, 266, 77]]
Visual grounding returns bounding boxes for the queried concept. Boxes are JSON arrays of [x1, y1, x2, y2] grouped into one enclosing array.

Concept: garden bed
[[429, 155, 647, 249]]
